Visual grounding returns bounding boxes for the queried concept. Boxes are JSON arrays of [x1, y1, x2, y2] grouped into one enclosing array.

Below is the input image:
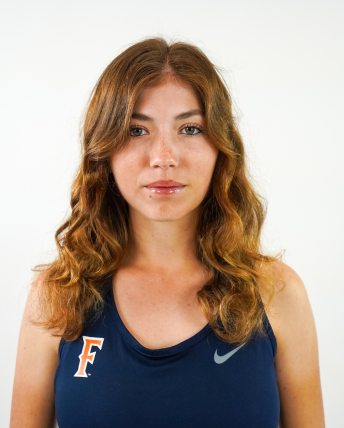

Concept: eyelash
[[129, 123, 205, 138]]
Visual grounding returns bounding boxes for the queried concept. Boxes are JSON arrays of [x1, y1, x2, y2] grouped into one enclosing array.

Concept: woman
[[10, 37, 325, 427]]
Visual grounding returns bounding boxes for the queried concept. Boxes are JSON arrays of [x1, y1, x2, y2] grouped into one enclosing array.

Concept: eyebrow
[[131, 109, 204, 122]]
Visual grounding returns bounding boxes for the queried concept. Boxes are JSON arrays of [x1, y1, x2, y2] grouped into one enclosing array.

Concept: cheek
[[190, 145, 218, 184], [110, 150, 143, 195]]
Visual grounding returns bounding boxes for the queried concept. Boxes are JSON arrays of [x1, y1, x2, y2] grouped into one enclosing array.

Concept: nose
[[149, 132, 179, 170]]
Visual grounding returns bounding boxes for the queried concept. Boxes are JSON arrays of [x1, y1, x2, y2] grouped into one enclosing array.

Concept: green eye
[[185, 127, 195, 135], [130, 127, 148, 137], [181, 126, 203, 136]]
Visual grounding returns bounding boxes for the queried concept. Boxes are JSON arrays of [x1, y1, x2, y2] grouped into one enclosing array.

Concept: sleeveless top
[[54, 277, 280, 427]]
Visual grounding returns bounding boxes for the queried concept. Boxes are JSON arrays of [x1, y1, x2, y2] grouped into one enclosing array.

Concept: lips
[[145, 180, 185, 188], [144, 180, 186, 195]]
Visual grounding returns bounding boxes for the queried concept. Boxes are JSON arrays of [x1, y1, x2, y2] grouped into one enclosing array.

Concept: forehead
[[133, 78, 203, 115]]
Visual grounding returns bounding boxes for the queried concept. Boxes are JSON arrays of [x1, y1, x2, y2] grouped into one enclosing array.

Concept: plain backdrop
[[1, 0, 343, 426]]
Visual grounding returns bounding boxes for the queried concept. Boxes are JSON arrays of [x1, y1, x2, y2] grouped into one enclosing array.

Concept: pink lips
[[145, 180, 186, 195]]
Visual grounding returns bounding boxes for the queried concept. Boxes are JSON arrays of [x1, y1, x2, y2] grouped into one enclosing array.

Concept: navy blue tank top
[[55, 277, 280, 427]]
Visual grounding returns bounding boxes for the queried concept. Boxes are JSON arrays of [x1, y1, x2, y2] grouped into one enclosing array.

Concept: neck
[[121, 206, 202, 276]]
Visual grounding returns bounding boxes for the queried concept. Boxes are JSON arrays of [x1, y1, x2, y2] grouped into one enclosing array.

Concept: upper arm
[[265, 262, 325, 428], [10, 275, 62, 428]]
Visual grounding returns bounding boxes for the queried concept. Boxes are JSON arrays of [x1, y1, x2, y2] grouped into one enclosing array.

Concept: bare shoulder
[[23, 272, 62, 351], [10, 273, 62, 428], [259, 260, 316, 360], [262, 261, 310, 327], [258, 260, 325, 427]]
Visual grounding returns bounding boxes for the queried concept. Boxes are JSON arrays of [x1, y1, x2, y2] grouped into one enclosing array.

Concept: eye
[[129, 126, 149, 138], [180, 125, 204, 136]]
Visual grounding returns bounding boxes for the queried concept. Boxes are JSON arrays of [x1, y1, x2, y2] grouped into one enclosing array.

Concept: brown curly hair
[[32, 36, 283, 344]]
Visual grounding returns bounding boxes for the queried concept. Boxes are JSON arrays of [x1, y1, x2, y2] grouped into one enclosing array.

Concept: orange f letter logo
[[74, 336, 104, 378]]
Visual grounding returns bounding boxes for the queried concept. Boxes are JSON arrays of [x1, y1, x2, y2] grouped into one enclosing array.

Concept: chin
[[133, 204, 191, 222], [144, 210, 187, 222]]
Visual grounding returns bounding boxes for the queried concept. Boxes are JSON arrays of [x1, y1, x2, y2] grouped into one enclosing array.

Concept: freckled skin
[[110, 80, 219, 223]]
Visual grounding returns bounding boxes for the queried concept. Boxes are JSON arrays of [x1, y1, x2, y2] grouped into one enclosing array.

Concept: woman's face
[[110, 78, 219, 222]]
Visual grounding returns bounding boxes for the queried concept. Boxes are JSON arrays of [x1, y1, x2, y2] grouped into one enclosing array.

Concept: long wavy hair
[[32, 37, 283, 344]]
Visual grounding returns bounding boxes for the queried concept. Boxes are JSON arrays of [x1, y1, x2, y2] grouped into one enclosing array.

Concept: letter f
[[74, 336, 104, 377]]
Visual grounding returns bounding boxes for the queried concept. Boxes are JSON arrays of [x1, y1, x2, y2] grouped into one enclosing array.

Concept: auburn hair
[[32, 36, 283, 344]]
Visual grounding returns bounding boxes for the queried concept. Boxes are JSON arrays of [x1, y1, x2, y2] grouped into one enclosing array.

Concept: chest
[[112, 269, 209, 350], [55, 302, 280, 428]]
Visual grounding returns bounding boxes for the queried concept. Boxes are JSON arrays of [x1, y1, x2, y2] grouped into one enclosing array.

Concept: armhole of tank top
[[253, 260, 277, 358], [262, 309, 277, 359], [58, 335, 66, 361], [54, 336, 65, 393]]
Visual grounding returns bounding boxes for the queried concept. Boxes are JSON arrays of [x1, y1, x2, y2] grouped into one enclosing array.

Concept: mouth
[[144, 179, 186, 194], [144, 185, 187, 195]]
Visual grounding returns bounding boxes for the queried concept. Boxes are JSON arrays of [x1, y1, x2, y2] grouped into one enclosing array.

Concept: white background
[[1, 1, 343, 426]]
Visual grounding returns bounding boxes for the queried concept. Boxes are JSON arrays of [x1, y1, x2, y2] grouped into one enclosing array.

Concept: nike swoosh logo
[[214, 342, 246, 364]]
